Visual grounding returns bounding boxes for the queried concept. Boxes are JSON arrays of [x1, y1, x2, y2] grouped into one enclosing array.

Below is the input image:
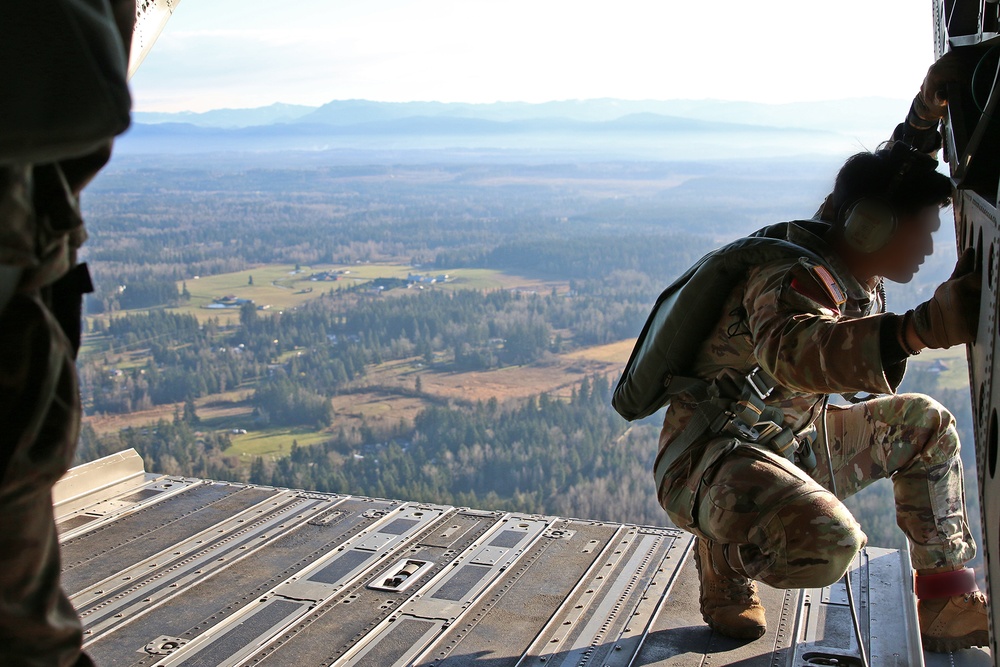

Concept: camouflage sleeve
[[744, 259, 898, 395]]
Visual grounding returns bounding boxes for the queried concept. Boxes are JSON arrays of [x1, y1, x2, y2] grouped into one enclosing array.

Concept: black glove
[[911, 248, 982, 349], [913, 50, 971, 126]]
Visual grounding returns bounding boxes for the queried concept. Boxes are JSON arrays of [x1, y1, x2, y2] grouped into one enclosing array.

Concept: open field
[[84, 390, 254, 435], [84, 264, 331, 328], [85, 263, 567, 329], [565, 339, 635, 365], [908, 346, 969, 390], [179, 264, 330, 316], [227, 428, 332, 458], [438, 269, 558, 292], [329, 392, 428, 434], [171, 263, 353, 324], [84, 403, 184, 434], [176, 262, 566, 306], [358, 338, 634, 404]]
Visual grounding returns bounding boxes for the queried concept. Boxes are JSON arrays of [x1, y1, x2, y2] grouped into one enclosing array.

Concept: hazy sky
[[131, 0, 938, 112]]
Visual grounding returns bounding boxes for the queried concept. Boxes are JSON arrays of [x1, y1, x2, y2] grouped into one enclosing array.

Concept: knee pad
[[751, 489, 866, 589]]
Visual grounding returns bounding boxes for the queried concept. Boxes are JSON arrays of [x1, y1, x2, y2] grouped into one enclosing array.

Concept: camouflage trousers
[[0, 292, 93, 666], [657, 392, 975, 588]]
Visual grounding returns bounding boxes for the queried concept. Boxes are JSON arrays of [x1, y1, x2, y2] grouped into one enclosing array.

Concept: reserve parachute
[[612, 221, 832, 421]]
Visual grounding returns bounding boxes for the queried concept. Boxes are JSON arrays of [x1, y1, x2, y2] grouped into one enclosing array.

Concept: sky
[[131, 0, 939, 113]]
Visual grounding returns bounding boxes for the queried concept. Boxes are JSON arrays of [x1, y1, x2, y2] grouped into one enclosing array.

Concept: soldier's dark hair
[[830, 144, 952, 226]]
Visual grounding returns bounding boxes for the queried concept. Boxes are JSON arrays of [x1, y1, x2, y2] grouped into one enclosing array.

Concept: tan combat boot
[[916, 567, 989, 652], [918, 591, 989, 652], [693, 537, 767, 640]]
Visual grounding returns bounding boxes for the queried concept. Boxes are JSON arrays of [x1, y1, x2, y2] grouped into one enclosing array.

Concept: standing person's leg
[[0, 292, 90, 666], [813, 393, 984, 651]]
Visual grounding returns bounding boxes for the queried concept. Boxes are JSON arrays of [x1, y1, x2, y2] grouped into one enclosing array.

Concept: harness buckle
[[727, 417, 759, 441], [754, 420, 783, 442], [745, 367, 774, 401], [723, 416, 782, 444]]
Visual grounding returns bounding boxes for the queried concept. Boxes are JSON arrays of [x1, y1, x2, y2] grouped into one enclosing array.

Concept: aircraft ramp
[[52, 449, 991, 667]]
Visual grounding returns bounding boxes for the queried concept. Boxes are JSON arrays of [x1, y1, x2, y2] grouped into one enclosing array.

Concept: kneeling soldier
[[655, 58, 987, 652]]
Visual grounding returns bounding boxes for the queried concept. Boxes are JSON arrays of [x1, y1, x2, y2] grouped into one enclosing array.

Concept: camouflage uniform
[[656, 219, 975, 588], [0, 164, 95, 666]]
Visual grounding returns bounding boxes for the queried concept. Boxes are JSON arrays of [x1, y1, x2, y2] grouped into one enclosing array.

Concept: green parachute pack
[[612, 221, 830, 421]]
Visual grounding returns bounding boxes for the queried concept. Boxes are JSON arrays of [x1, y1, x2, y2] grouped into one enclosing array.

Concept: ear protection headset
[[841, 142, 934, 253]]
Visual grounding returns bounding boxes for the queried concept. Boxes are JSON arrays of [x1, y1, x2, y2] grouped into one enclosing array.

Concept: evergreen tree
[[183, 397, 200, 425], [249, 456, 267, 484]]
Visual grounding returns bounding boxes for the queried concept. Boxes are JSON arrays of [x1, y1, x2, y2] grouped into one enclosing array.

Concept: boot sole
[[704, 617, 767, 640], [693, 540, 767, 641], [922, 630, 989, 653]]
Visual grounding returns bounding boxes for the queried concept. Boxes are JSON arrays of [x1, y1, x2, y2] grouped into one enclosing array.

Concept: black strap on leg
[[45, 262, 93, 359]]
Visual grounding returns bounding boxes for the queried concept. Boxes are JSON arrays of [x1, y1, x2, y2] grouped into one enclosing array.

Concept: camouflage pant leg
[[0, 293, 91, 666], [812, 393, 975, 571], [686, 438, 866, 589]]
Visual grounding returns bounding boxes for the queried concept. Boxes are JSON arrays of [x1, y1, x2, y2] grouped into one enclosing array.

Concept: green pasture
[[912, 346, 971, 391], [224, 426, 331, 458], [174, 264, 343, 321]]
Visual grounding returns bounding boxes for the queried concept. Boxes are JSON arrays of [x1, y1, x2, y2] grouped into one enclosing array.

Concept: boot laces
[[722, 574, 757, 604], [962, 591, 987, 606]]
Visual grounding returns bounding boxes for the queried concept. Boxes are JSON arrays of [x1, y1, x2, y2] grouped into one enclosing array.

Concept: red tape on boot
[[915, 567, 979, 599]]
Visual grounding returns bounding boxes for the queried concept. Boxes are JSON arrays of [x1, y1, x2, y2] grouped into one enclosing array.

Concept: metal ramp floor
[[52, 450, 991, 667]]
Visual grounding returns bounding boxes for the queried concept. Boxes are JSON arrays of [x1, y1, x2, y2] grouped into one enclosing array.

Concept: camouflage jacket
[[658, 219, 906, 452]]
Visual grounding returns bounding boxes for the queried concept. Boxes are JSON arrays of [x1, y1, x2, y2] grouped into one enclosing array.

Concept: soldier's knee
[[899, 393, 955, 436], [899, 393, 959, 459], [758, 490, 866, 589]]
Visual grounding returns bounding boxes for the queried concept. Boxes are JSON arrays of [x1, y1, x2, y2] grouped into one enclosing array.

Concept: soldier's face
[[877, 205, 941, 283]]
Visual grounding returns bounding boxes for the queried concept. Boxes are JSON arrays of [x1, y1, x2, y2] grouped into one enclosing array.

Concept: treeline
[[84, 260, 191, 314], [79, 375, 667, 526], [435, 233, 712, 283], [76, 408, 234, 480]]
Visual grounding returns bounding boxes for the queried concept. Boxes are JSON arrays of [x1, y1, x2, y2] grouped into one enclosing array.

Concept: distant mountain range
[[134, 103, 317, 128], [120, 97, 911, 161], [134, 97, 908, 133]]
